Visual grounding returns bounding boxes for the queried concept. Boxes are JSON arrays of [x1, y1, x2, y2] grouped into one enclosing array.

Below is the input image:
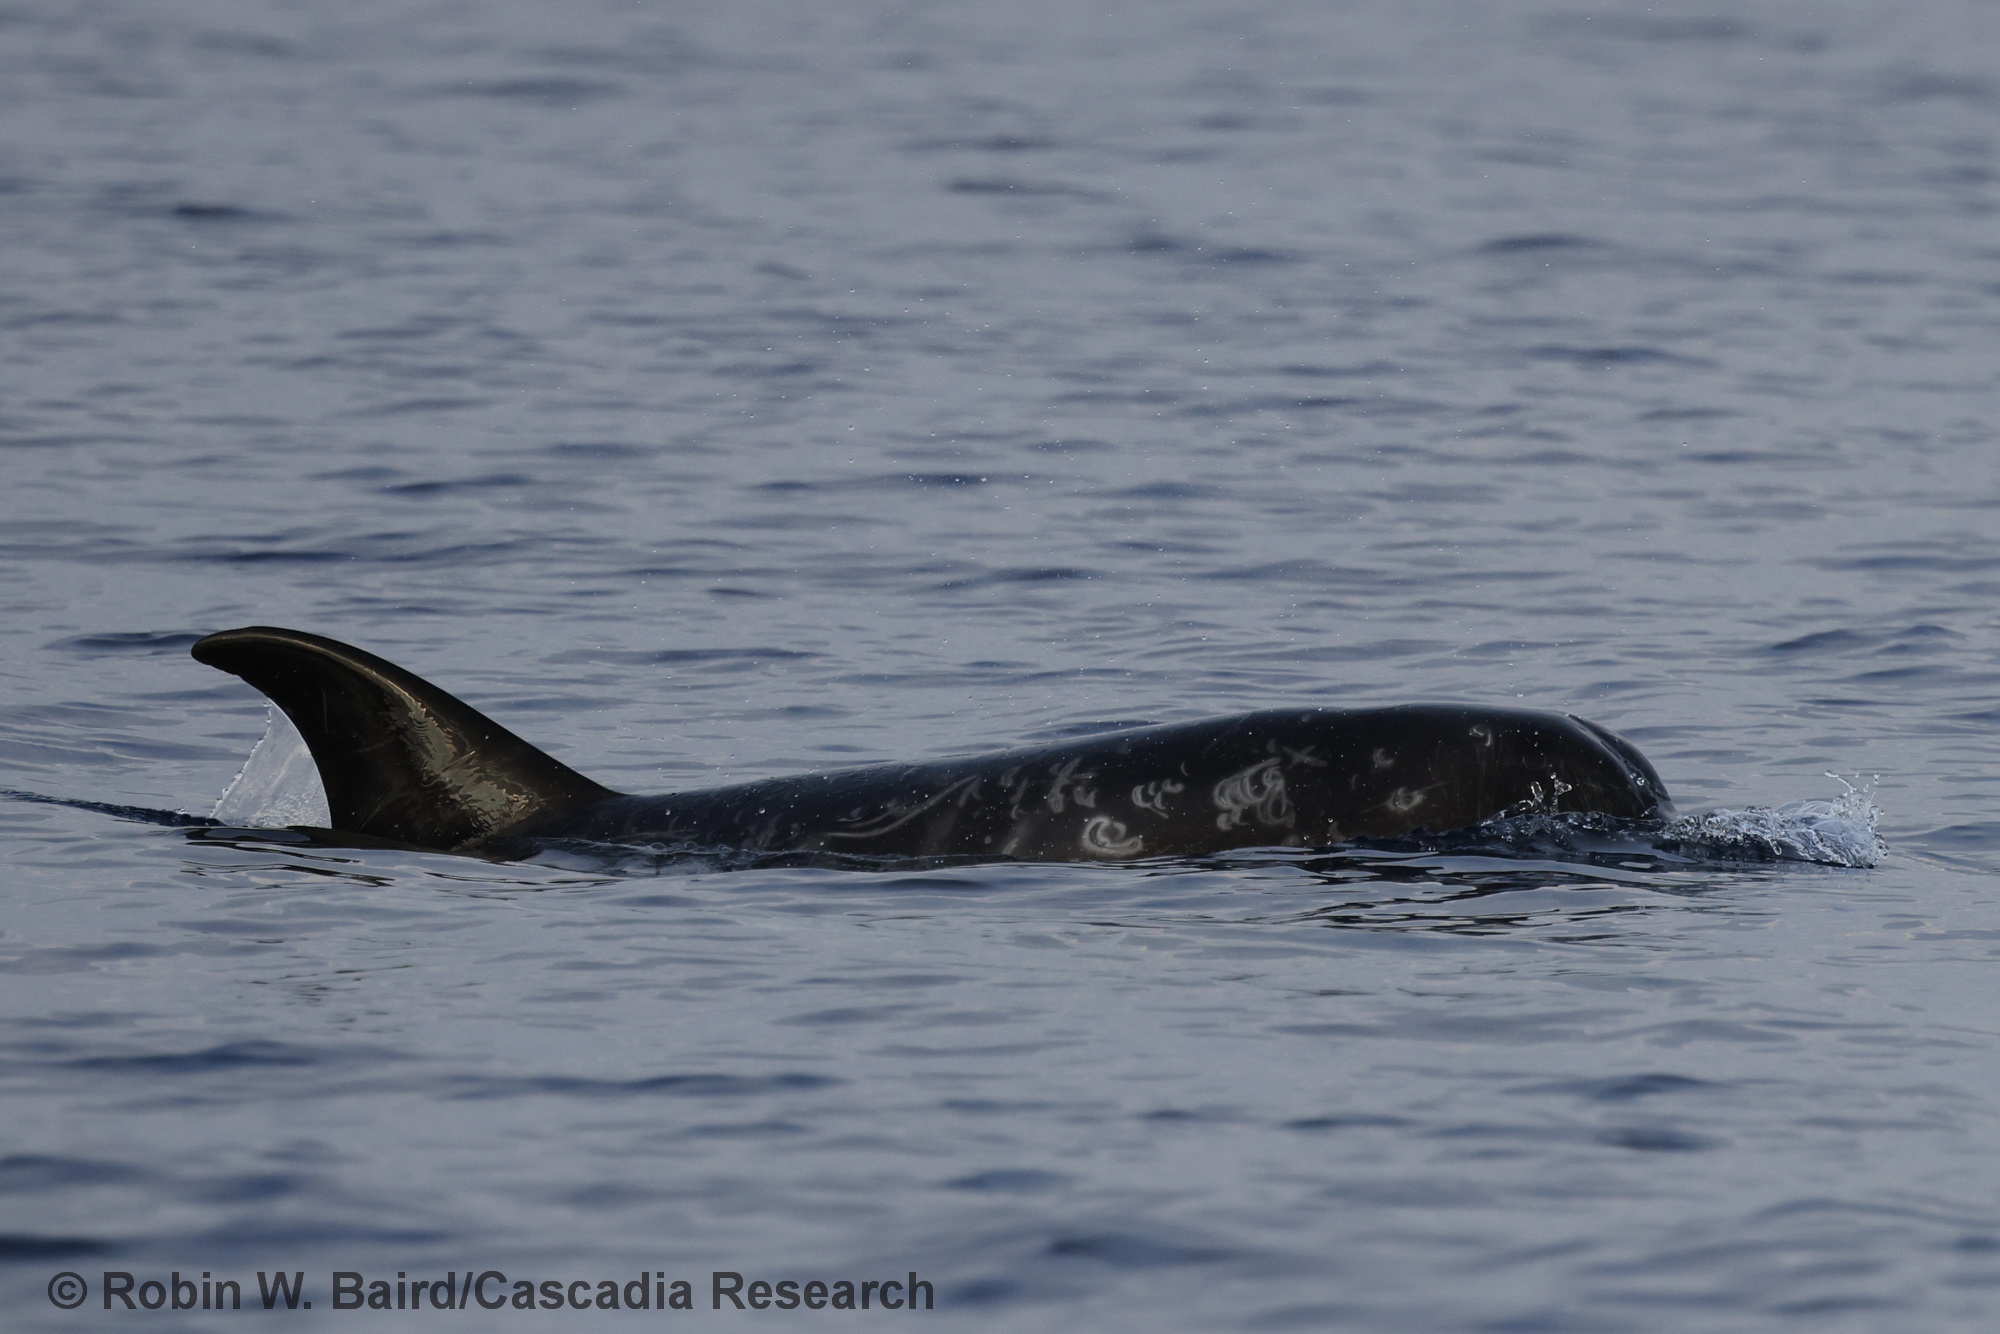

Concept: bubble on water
[[211, 705, 332, 828], [1659, 775, 1886, 868]]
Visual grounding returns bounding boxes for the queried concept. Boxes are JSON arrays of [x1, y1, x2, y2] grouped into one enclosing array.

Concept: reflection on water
[[173, 816, 1789, 942]]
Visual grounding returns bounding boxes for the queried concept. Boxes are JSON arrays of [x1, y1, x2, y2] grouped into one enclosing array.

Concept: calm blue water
[[4, 0, 1999, 1328]]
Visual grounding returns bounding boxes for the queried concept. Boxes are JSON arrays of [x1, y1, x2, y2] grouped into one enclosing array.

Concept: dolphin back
[[192, 627, 613, 850]]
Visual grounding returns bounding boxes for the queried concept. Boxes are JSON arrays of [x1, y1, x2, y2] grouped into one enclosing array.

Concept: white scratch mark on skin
[[1081, 815, 1145, 857], [1131, 778, 1184, 816], [1386, 787, 1425, 814], [1045, 756, 1092, 813], [1506, 776, 1576, 816], [825, 775, 982, 841], [1371, 748, 1394, 769], [1001, 766, 1034, 820], [1213, 759, 1294, 830], [1469, 724, 1495, 747]]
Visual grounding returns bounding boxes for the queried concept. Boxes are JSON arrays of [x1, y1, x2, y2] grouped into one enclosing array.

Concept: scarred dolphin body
[[191, 627, 1673, 861]]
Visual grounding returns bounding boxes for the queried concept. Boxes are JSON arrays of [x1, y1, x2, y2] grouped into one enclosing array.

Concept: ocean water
[[2, 0, 1998, 1328]]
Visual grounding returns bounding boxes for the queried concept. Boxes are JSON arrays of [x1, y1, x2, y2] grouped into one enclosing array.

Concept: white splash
[[1661, 775, 1886, 868], [211, 705, 332, 828]]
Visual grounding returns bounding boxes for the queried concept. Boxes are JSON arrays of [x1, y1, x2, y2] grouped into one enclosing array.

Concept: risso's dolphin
[[191, 627, 1672, 861]]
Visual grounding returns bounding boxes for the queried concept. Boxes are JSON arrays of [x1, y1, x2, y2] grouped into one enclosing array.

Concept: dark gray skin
[[192, 627, 1672, 861]]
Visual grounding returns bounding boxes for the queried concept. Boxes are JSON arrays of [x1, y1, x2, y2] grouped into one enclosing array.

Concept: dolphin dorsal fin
[[192, 626, 614, 850]]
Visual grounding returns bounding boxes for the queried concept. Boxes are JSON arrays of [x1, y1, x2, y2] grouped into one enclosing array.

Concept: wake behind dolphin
[[188, 626, 1676, 862]]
